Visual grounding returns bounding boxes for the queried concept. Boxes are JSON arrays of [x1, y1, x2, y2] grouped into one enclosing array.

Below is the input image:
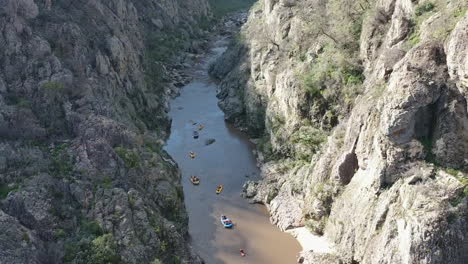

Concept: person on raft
[[240, 248, 246, 257], [221, 215, 231, 224], [189, 152, 195, 158]]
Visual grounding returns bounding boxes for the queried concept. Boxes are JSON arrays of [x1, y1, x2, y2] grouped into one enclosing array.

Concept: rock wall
[[0, 0, 210, 263], [212, 0, 468, 263]]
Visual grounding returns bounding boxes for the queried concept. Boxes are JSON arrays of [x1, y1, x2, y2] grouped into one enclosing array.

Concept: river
[[164, 36, 301, 263]]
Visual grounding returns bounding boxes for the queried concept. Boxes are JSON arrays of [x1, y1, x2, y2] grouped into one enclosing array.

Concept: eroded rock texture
[[215, 0, 468, 263], [0, 0, 210, 263]]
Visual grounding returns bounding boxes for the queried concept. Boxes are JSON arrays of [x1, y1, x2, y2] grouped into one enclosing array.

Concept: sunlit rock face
[[213, 0, 468, 263]]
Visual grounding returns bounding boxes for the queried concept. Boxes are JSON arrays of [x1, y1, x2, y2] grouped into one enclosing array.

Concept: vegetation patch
[[257, 135, 278, 161], [291, 126, 328, 161], [64, 233, 122, 264], [305, 217, 328, 235], [415, 2, 435, 16], [418, 136, 439, 166], [41, 81, 69, 101], [81, 220, 103, 237], [22, 231, 31, 243], [42, 81, 66, 93], [144, 30, 188, 92], [17, 98, 32, 109], [299, 45, 364, 129], [406, 1, 467, 46], [54, 228, 66, 239], [100, 176, 113, 189], [0, 183, 18, 200], [49, 143, 74, 178], [114, 147, 141, 168]]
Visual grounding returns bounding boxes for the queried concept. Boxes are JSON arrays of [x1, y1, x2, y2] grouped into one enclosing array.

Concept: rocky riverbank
[[213, 0, 468, 263]]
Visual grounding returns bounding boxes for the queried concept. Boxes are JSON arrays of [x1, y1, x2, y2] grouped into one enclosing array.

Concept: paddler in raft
[[190, 176, 200, 185], [189, 152, 196, 159], [216, 184, 223, 194]]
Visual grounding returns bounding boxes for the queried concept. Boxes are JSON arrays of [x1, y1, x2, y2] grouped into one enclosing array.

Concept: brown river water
[[164, 37, 301, 263]]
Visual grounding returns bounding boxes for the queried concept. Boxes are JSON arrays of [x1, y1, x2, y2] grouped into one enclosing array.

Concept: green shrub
[[160, 240, 168, 252], [55, 228, 66, 239], [415, 2, 435, 16], [453, 7, 467, 18], [446, 168, 460, 177], [418, 136, 440, 165], [257, 136, 277, 161], [305, 217, 328, 235], [17, 98, 32, 109], [291, 126, 327, 153], [300, 45, 364, 126], [0, 184, 18, 200], [450, 190, 466, 207], [22, 231, 31, 243], [42, 81, 67, 101], [64, 234, 122, 264], [114, 147, 140, 168], [266, 187, 279, 204], [101, 176, 113, 189], [50, 143, 74, 178], [408, 30, 421, 46], [144, 31, 188, 90], [42, 81, 65, 92], [88, 234, 121, 264], [351, 15, 364, 41], [345, 68, 364, 85], [82, 220, 103, 237]]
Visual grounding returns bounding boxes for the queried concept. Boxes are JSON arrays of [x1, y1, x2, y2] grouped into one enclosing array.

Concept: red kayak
[[240, 249, 246, 257]]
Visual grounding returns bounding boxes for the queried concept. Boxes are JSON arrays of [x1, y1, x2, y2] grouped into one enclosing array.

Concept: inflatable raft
[[220, 215, 233, 228]]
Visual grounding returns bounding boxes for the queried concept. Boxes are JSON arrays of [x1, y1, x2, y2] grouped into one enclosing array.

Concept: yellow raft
[[216, 185, 223, 194]]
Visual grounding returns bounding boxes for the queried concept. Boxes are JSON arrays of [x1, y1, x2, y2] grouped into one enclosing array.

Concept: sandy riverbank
[[287, 227, 334, 254]]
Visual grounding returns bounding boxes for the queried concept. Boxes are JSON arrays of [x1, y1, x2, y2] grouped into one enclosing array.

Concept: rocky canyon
[[1, 0, 467, 263]]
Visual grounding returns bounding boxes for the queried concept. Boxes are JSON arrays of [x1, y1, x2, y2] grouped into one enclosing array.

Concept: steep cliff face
[[212, 0, 468, 263], [0, 0, 209, 263]]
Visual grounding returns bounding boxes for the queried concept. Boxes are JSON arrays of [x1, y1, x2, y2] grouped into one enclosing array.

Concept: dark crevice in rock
[[338, 152, 359, 185], [414, 100, 438, 140], [338, 129, 361, 185], [415, 97, 440, 165], [375, 208, 388, 232]]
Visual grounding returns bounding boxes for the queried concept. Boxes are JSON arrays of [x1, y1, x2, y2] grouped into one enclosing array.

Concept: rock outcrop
[[0, 0, 210, 263], [213, 0, 468, 263]]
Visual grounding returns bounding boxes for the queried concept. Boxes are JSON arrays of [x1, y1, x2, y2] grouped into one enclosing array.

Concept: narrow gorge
[[0, 0, 467, 264]]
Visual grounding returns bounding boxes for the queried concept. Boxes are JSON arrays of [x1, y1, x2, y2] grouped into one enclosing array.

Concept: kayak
[[240, 249, 246, 257], [220, 216, 233, 228], [190, 177, 200, 185], [193, 131, 199, 139], [216, 185, 223, 194]]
